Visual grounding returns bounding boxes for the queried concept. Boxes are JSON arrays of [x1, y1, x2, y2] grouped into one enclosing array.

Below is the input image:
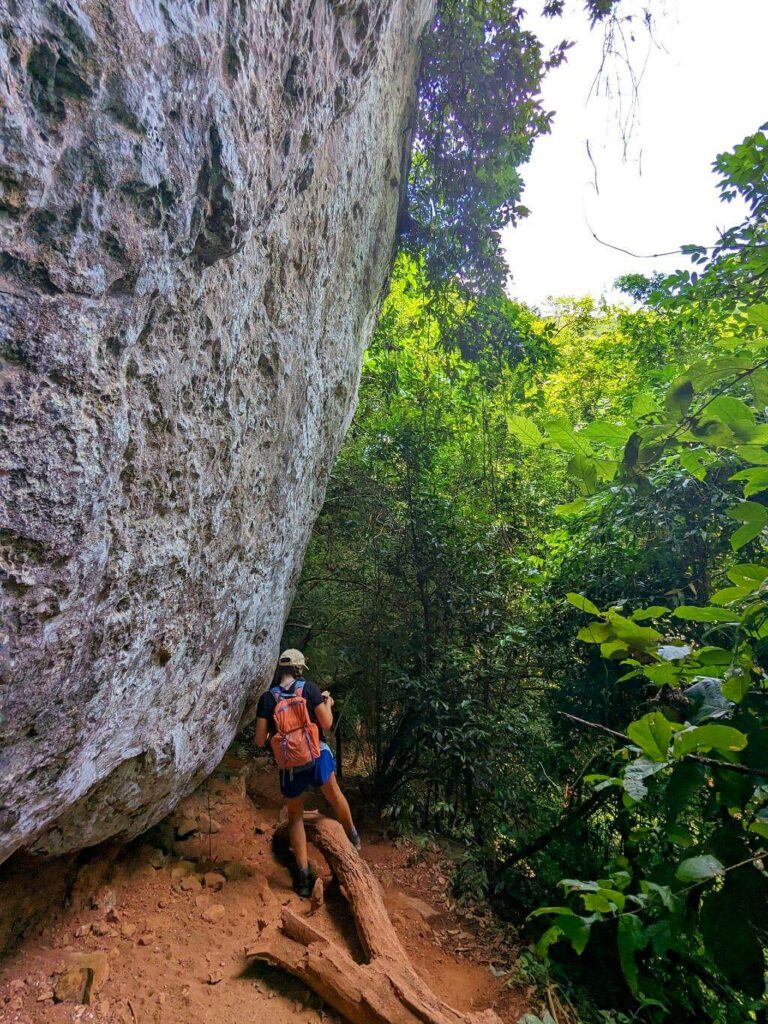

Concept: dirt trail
[[0, 750, 530, 1024]]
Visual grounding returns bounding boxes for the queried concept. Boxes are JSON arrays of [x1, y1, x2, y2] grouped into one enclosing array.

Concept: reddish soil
[[0, 749, 530, 1024]]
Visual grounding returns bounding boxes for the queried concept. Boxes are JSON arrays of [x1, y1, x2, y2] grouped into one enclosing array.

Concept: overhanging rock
[[0, 0, 434, 863]]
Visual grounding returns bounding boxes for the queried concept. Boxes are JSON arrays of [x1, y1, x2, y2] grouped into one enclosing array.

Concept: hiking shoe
[[294, 868, 315, 898], [349, 828, 362, 851]]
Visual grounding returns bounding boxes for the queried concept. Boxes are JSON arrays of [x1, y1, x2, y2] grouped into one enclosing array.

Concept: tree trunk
[[248, 815, 501, 1024]]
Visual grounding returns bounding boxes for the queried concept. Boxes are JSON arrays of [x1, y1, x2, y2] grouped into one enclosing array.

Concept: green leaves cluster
[[529, 130, 768, 1022], [410, 2, 623, 290], [507, 323, 768, 536]]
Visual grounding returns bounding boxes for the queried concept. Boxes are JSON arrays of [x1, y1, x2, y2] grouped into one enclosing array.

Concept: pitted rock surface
[[0, 0, 433, 863]]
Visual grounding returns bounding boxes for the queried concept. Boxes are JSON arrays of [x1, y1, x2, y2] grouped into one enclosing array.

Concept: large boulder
[[0, 0, 433, 864]]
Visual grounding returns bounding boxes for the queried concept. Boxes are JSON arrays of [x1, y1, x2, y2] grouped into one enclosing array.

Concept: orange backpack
[[269, 681, 321, 771]]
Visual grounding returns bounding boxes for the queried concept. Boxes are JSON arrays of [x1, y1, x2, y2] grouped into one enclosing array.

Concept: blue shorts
[[279, 743, 336, 798]]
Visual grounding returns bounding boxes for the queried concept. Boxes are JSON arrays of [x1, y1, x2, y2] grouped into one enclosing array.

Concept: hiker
[[254, 648, 361, 896]]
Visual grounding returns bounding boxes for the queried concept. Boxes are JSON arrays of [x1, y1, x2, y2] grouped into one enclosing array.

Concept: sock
[[298, 864, 310, 876], [349, 828, 360, 842]]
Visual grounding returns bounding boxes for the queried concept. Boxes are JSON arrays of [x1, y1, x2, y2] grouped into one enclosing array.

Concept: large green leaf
[[566, 454, 598, 495], [627, 713, 673, 762], [580, 421, 633, 447], [750, 367, 768, 410], [506, 415, 544, 447], [594, 458, 620, 482], [707, 395, 755, 427], [555, 498, 589, 517], [726, 563, 768, 588], [672, 724, 748, 758], [736, 444, 768, 465], [695, 646, 732, 665], [673, 605, 741, 623], [684, 416, 737, 448], [577, 622, 611, 644], [726, 500, 768, 550], [566, 593, 601, 616], [545, 418, 592, 456], [581, 887, 626, 913], [632, 392, 659, 419], [607, 612, 663, 649], [687, 356, 754, 391], [730, 466, 768, 496], [601, 639, 630, 659], [721, 673, 751, 703], [631, 606, 671, 621], [746, 302, 768, 330], [674, 855, 725, 883], [639, 663, 681, 686], [536, 914, 592, 957], [709, 584, 755, 605]]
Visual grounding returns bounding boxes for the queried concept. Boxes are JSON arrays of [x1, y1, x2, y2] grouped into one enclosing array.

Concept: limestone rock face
[[0, 0, 433, 863]]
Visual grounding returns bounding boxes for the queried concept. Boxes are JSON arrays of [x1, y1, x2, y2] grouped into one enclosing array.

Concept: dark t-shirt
[[256, 678, 326, 742]]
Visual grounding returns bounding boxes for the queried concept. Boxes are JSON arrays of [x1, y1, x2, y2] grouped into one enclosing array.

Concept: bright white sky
[[503, 0, 768, 308]]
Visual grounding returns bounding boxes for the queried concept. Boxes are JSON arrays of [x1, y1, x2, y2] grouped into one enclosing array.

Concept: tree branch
[[559, 711, 767, 778]]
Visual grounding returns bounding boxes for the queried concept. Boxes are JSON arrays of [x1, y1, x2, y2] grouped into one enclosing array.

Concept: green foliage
[[410, 2, 623, 289], [288, 115, 768, 1024], [527, 129, 768, 1022]]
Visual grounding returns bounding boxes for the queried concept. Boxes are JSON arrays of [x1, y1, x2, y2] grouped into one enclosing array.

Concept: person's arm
[[315, 696, 333, 732], [254, 692, 271, 748], [254, 716, 269, 747], [306, 681, 333, 731]]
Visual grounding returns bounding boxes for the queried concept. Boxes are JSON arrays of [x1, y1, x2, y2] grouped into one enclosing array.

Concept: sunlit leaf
[[730, 466, 768, 496], [673, 605, 741, 623], [631, 606, 671, 621], [507, 414, 545, 447], [580, 421, 633, 446], [675, 855, 725, 883], [710, 585, 755, 605], [746, 302, 768, 330], [627, 713, 673, 761], [726, 563, 768, 587], [726, 501, 768, 550], [577, 622, 611, 644], [566, 593, 601, 616], [721, 674, 751, 703], [546, 418, 593, 456], [673, 724, 748, 758], [567, 454, 598, 495]]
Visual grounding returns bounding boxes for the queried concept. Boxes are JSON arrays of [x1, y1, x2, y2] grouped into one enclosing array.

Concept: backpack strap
[[272, 680, 304, 705]]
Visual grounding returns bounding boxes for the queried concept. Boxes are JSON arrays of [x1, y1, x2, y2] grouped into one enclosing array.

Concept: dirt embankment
[[0, 749, 530, 1024]]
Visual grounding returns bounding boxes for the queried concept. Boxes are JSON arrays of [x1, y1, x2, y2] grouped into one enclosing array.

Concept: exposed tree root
[[248, 815, 501, 1024]]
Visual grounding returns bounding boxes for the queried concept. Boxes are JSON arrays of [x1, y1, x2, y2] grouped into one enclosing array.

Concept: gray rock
[[0, 0, 434, 864]]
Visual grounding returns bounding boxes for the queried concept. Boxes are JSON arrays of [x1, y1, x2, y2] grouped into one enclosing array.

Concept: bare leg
[[320, 773, 355, 836], [285, 794, 308, 870]]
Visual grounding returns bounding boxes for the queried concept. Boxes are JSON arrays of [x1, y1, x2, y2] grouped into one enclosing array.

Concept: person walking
[[254, 648, 361, 896]]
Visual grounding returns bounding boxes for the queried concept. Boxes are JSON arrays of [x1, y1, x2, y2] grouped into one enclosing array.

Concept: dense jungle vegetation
[[284, 4, 768, 1022]]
